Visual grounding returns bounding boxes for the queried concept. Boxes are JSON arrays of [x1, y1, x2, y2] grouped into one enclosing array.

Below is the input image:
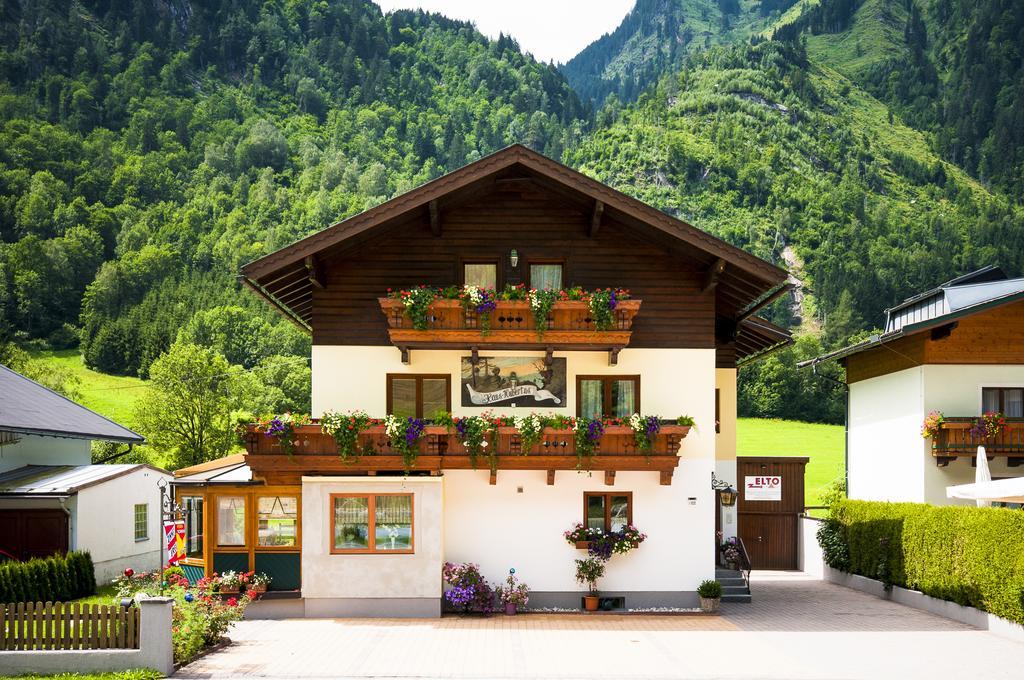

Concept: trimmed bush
[[829, 500, 1024, 625], [0, 551, 96, 603]]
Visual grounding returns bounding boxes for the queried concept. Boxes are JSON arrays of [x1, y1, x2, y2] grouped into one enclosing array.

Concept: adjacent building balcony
[[931, 418, 1024, 466], [378, 297, 641, 364], [242, 422, 688, 485]]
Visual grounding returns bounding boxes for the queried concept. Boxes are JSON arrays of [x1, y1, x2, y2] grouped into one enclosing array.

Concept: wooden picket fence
[[1, 602, 139, 650]]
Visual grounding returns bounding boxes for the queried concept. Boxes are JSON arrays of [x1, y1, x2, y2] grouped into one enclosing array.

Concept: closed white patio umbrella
[[946, 476, 1024, 504], [975, 445, 992, 508]]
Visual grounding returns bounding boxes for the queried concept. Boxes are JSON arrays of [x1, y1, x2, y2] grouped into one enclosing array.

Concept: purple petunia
[[586, 419, 605, 444], [405, 417, 425, 446]]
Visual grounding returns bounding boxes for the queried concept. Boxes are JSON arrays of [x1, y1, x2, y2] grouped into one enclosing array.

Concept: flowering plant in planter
[[676, 415, 696, 428], [588, 288, 630, 330], [514, 412, 547, 452], [574, 557, 605, 596], [461, 285, 497, 335], [572, 417, 605, 466], [384, 414, 426, 470], [720, 536, 741, 568], [442, 561, 495, 614], [249, 572, 272, 593], [394, 285, 437, 330], [971, 411, 1006, 440], [528, 288, 559, 336], [436, 411, 498, 470], [218, 570, 243, 593], [564, 522, 646, 558], [629, 414, 661, 453], [259, 412, 310, 456], [921, 410, 945, 440], [321, 410, 377, 461], [496, 569, 529, 612]]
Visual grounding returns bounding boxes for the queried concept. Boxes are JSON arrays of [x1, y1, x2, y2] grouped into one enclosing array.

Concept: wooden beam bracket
[[659, 469, 673, 485], [429, 200, 441, 237], [489, 469, 497, 485], [702, 258, 726, 293], [546, 470, 556, 485], [470, 346, 480, 366], [935, 456, 955, 468], [604, 470, 616, 486], [608, 347, 620, 366], [544, 347, 554, 367], [588, 200, 604, 237], [399, 346, 410, 365], [304, 256, 324, 290]]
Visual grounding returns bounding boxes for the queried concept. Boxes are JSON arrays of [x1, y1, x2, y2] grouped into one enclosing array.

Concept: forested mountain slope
[[568, 40, 1024, 420], [0, 0, 586, 381], [562, 0, 802, 105]]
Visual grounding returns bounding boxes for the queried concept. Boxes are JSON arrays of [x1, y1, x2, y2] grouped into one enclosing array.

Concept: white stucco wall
[[714, 368, 739, 540], [920, 364, 1024, 505], [76, 467, 170, 583], [309, 345, 717, 598], [848, 367, 926, 502], [0, 434, 90, 472], [301, 476, 443, 616]]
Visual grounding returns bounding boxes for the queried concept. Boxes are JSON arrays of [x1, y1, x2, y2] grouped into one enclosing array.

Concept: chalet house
[[804, 266, 1024, 505], [0, 365, 171, 582], [173, 145, 791, 616]]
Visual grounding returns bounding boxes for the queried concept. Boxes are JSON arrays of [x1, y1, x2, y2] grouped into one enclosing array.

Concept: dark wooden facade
[[736, 456, 808, 570], [241, 146, 792, 367]]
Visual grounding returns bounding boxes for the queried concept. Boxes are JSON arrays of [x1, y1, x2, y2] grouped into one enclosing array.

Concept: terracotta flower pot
[[584, 595, 600, 612], [504, 603, 517, 616], [699, 596, 720, 613], [220, 586, 240, 595], [252, 584, 268, 594]]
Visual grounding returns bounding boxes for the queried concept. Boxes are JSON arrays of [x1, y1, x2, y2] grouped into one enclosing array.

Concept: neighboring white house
[[0, 364, 171, 582], [172, 146, 792, 616], [803, 266, 1024, 505]]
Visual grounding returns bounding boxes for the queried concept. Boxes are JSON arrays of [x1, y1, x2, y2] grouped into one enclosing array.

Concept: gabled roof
[[240, 144, 790, 331], [0, 365, 143, 443], [801, 266, 1024, 368], [0, 464, 165, 496]]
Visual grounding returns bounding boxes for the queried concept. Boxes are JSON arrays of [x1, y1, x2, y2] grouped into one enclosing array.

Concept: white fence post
[[138, 597, 174, 677]]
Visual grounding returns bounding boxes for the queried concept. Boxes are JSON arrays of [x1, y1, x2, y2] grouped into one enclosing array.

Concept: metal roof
[[801, 268, 1024, 369], [0, 364, 143, 443], [0, 464, 164, 496], [173, 459, 253, 485]]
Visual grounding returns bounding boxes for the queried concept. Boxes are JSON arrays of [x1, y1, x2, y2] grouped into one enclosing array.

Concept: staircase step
[[722, 593, 752, 603], [715, 569, 742, 578], [718, 577, 746, 586]]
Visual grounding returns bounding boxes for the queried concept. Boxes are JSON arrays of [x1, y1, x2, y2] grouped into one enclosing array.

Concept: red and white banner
[[164, 520, 185, 565], [744, 475, 782, 501]]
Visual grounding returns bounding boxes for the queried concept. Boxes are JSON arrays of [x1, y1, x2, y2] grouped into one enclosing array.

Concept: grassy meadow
[[28, 349, 144, 425], [736, 418, 845, 507]]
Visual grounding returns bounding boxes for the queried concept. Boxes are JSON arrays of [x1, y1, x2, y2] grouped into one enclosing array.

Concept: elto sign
[[745, 475, 782, 501]]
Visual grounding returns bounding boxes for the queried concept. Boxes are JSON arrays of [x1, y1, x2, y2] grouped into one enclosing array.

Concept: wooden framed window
[[576, 375, 640, 418], [461, 258, 499, 289], [387, 374, 451, 418], [330, 494, 414, 554], [216, 495, 247, 547], [133, 503, 148, 541], [182, 496, 204, 559], [528, 261, 564, 290], [257, 495, 299, 547], [584, 492, 633, 533], [982, 387, 1024, 418]]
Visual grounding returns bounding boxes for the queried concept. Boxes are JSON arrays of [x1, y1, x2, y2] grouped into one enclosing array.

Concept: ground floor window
[[584, 492, 632, 533], [133, 503, 148, 541], [258, 495, 298, 546], [217, 495, 247, 547], [387, 374, 451, 418], [182, 496, 204, 558], [331, 494, 413, 554]]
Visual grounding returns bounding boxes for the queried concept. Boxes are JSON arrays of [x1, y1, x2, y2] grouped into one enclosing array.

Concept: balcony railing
[[242, 422, 688, 485], [378, 298, 641, 363], [931, 418, 1024, 467]]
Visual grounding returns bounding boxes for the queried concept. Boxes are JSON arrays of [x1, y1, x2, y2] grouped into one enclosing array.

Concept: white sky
[[372, 1, 635, 64]]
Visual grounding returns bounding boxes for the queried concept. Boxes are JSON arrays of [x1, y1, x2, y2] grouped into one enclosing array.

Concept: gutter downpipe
[[58, 496, 74, 553], [812, 362, 850, 497]]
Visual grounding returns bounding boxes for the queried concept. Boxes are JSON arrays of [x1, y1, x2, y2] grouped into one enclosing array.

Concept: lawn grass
[[736, 418, 844, 508], [73, 583, 119, 607], [27, 350, 145, 425], [0, 671, 161, 680]]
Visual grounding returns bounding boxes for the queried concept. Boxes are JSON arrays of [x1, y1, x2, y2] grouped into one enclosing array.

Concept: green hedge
[[825, 500, 1024, 625], [0, 551, 96, 603]]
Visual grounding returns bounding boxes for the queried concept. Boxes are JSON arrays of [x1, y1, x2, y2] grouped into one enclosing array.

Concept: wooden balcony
[[378, 298, 641, 364], [931, 418, 1024, 466], [242, 422, 688, 486]]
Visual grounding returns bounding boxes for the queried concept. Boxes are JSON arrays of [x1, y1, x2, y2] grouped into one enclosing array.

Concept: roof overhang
[[0, 425, 142, 444], [240, 145, 790, 330]]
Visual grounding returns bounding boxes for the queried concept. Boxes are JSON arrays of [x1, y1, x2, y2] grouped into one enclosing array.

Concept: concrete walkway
[[176, 572, 1024, 679]]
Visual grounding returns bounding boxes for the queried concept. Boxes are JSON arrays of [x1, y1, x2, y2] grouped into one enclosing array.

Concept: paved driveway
[[176, 572, 1024, 679]]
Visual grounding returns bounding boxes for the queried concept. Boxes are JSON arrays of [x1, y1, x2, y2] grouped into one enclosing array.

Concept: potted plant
[[720, 536, 741, 570], [697, 579, 722, 612], [250, 572, 272, 594], [219, 570, 241, 595], [496, 569, 529, 615], [575, 557, 605, 611]]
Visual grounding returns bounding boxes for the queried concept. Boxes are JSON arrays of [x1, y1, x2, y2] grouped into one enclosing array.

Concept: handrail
[[735, 536, 753, 583]]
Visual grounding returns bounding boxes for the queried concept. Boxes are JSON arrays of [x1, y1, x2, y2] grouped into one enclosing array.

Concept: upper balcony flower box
[[378, 294, 641, 362], [930, 417, 1024, 467]]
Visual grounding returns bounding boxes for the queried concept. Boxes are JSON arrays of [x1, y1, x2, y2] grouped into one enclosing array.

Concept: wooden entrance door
[[736, 457, 808, 570], [0, 509, 69, 560]]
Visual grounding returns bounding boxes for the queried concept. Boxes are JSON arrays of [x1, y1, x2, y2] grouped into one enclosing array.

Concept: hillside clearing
[[737, 417, 844, 507], [28, 350, 145, 426]]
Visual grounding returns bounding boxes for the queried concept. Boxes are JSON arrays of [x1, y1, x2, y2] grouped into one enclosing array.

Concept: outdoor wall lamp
[[509, 248, 519, 268], [712, 472, 738, 507]]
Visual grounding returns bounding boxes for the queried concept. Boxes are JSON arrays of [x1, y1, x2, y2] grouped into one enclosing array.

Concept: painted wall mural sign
[[744, 475, 783, 501], [461, 356, 567, 408]]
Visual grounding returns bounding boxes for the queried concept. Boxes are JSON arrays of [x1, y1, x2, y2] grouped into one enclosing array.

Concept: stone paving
[[175, 571, 1024, 679]]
